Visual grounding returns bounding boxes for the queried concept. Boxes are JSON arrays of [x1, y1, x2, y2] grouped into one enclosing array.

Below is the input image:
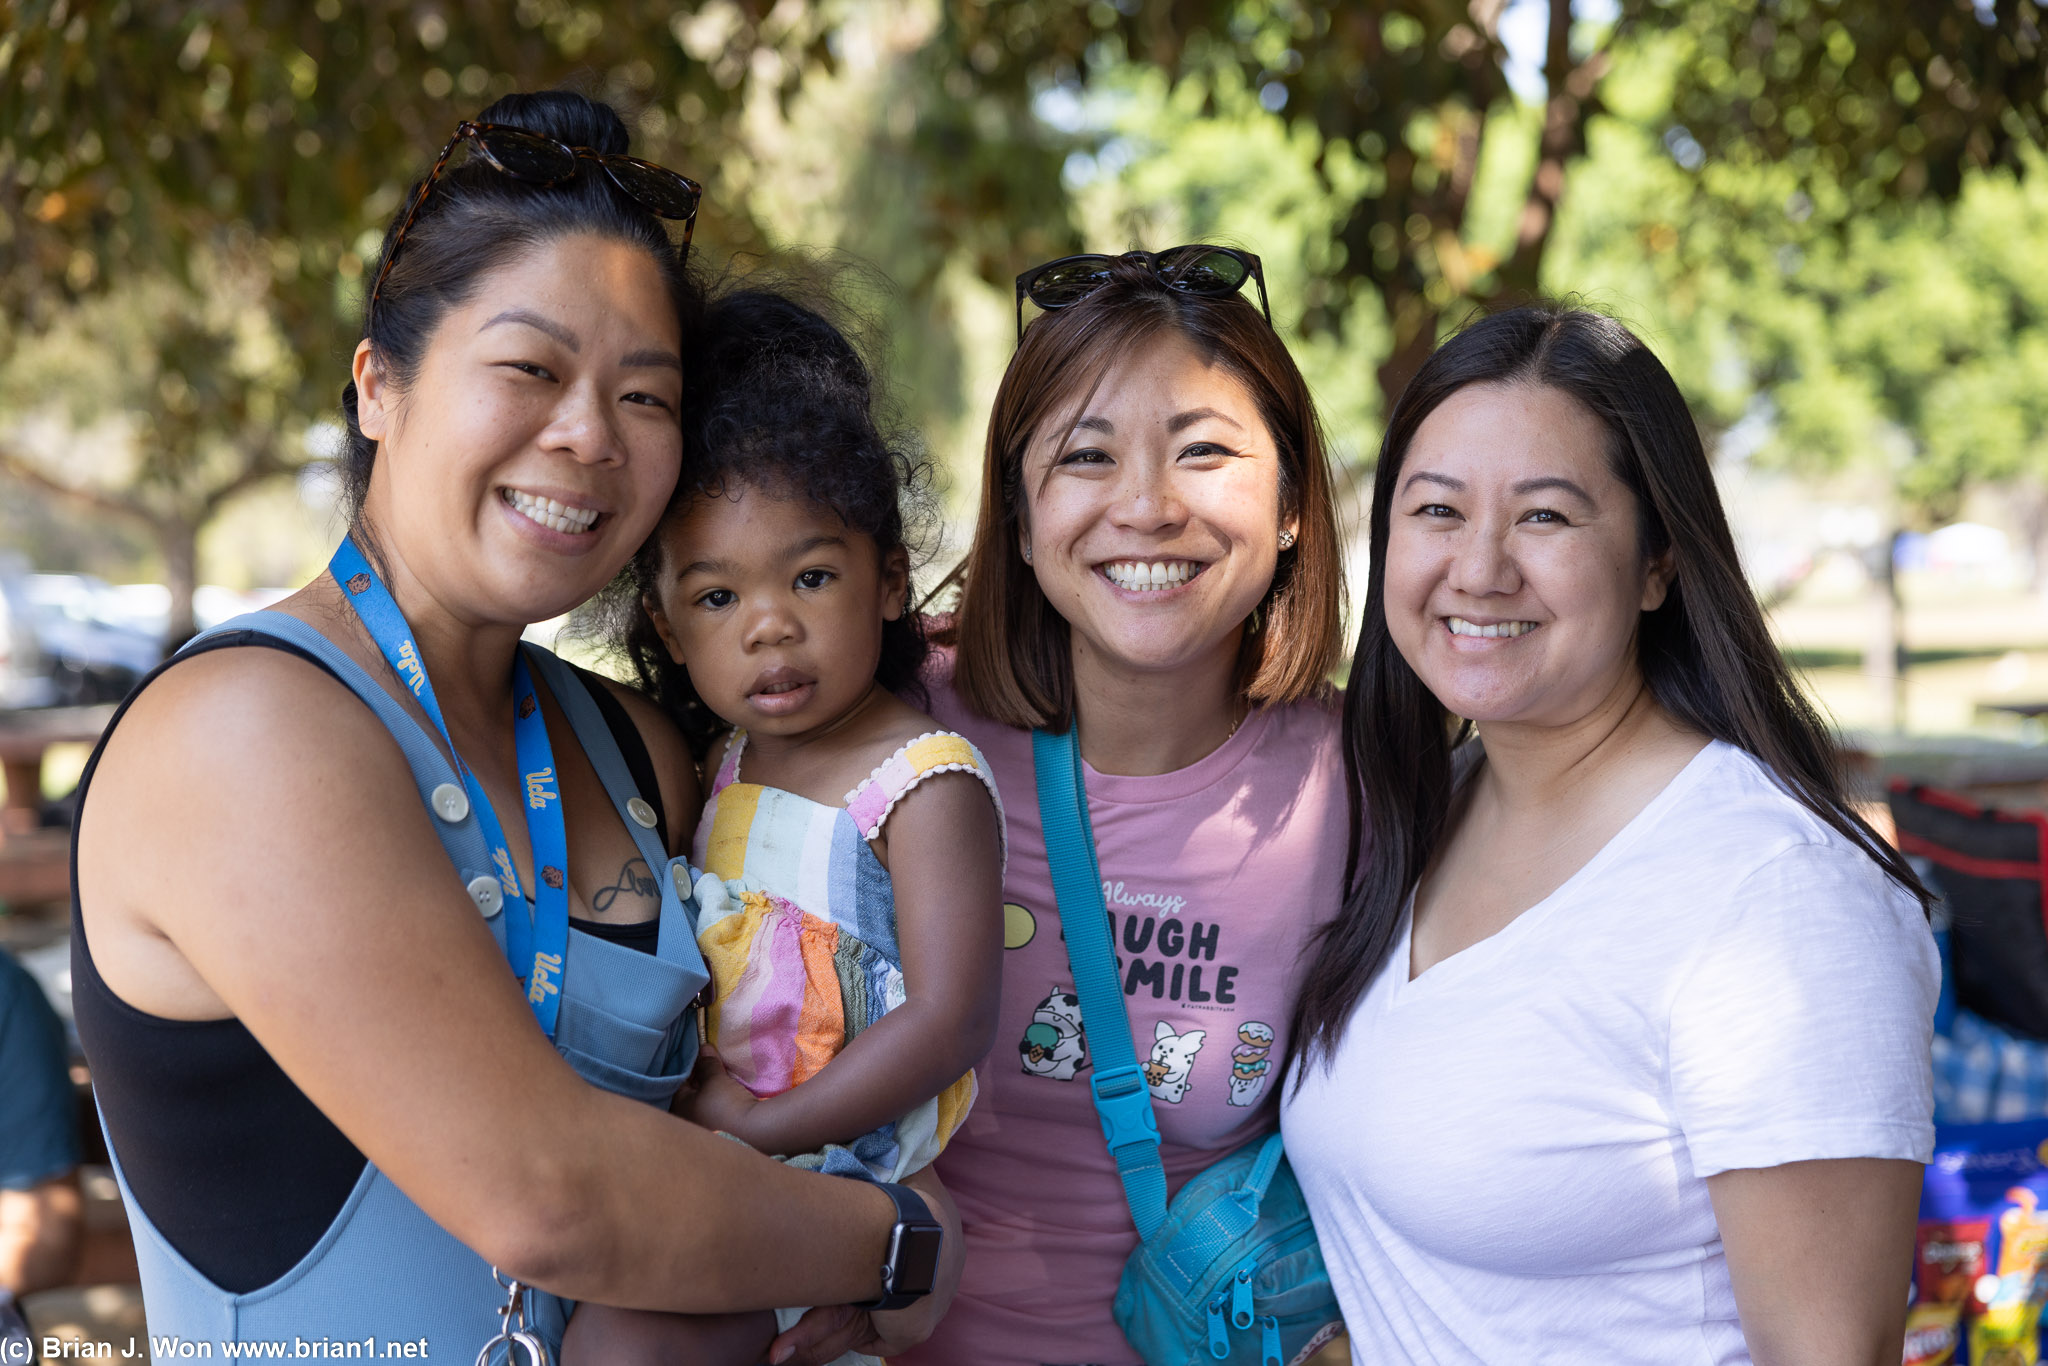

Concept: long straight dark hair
[[1287, 304, 1930, 1079]]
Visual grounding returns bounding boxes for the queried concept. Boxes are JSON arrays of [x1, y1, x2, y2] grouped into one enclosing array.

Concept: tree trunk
[[157, 518, 201, 648], [1375, 288, 1442, 421], [1862, 529, 1908, 732], [2016, 481, 2048, 597]]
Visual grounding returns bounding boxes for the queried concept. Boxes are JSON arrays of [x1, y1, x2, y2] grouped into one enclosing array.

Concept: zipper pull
[[1260, 1314, 1282, 1366], [1207, 1293, 1231, 1359], [1231, 1258, 1257, 1329]]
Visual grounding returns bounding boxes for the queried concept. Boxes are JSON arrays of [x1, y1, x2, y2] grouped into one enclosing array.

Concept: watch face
[[891, 1224, 944, 1297]]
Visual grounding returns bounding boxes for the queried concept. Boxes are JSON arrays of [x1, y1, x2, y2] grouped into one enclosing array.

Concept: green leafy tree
[[1548, 86, 2048, 725], [0, 0, 846, 634], [913, 0, 2044, 410], [0, 241, 311, 643], [4, 0, 2043, 652], [0, 241, 309, 640]]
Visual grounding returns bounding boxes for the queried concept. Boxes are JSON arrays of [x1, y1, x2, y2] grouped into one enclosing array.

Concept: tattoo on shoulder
[[592, 858, 658, 914]]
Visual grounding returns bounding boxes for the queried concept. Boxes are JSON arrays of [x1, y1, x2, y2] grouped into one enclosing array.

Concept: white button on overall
[[467, 875, 503, 917], [626, 796, 659, 830], [431, 783, 470, 824]]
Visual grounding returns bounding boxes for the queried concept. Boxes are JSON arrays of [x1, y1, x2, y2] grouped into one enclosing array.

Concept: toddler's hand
[[678, 1044, 764, 1143], [766, 1165, 965, 1364]]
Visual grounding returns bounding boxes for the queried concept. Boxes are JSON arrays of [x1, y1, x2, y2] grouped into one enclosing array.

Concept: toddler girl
[[563, 289, 1005, 1366]]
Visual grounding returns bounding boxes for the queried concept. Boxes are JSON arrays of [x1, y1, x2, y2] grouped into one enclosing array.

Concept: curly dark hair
[[589, 285, 935, 756]]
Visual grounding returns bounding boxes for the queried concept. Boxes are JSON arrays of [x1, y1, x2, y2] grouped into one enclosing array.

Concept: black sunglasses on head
[[1014, 246, 1271, 340], [370, 120, 704, 312]]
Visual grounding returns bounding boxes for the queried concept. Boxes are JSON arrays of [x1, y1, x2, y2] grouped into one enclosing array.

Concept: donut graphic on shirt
[[1227, 1021, 1275, 1108], [1020, 987, 1089, 1081]]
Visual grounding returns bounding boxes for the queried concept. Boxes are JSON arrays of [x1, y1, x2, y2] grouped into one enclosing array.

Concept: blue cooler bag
[[1036, 728, 1344, 1366]]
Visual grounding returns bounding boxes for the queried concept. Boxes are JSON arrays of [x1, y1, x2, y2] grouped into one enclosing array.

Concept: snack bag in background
[[1972, 1188, 2048, 1366], [1920, 1220, 1992, 1305], [1906, 1301, 1964, 1366], [1913, 1215, 1992, 1366], [1917, 1121, 2048, 1364]]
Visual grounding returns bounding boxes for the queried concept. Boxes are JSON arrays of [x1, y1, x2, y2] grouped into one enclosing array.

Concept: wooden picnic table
[[0, 704, 114, 905]]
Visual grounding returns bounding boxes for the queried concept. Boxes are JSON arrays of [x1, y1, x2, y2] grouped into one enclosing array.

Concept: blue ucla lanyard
[[330, 535, 569, 1038]]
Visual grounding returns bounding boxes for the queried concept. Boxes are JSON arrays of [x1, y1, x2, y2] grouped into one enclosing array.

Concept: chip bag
[[1971, 1188, 2048, 1365], [1907, 1301, 1965, 1366], [1920, 1220, 1992, 1307], [1917, 1121, 2048, 1364]]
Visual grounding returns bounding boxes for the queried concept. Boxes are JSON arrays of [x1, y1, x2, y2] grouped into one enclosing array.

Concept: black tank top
[[71, 632, 670, 1292]]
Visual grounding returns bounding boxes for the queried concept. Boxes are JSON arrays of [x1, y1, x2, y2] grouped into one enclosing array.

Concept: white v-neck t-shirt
[[1280, 740, 1938, 1365]]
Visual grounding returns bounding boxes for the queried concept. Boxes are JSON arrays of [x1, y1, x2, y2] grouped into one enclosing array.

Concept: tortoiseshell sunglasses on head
[[369, 120, 703, 310]]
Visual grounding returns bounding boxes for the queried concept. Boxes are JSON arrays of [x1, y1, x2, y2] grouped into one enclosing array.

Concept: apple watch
[[857, 1181, 944, 1311]]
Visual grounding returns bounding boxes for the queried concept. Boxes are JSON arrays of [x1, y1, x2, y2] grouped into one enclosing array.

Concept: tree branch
[[1496, 0, 1615, 295], [198, 434, 302, 516], [0, 442, 155, 527]]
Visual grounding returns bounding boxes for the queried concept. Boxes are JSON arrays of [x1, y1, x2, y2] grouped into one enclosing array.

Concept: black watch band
[[857, 1181, 944, 1312]]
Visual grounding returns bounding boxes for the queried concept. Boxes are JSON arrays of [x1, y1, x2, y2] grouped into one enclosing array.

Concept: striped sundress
[[690, 727, 1005, 1182]]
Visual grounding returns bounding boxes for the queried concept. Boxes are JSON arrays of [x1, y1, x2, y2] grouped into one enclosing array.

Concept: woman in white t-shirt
[[1280, 305, 1937, 1366]]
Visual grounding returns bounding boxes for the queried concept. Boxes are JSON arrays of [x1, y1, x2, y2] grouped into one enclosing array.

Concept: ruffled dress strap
[[842, 731, 1008, 873], [709, 728, 749, 799]]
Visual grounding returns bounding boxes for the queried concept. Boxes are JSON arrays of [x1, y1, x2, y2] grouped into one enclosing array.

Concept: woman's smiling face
[[1019, 331, 1292, 684], [355, 232, 684, 625], [1384, 381, 1673, 728]]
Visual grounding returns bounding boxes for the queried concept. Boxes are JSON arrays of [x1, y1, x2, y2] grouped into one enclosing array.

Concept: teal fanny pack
[[1032, 727, 1343, 1366]]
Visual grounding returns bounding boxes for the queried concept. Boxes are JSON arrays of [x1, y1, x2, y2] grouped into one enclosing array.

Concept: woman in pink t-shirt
[[896, 249, 1352, 1366]]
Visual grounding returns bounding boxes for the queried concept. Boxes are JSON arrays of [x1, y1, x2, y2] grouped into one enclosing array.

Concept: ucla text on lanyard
[[329, 535, 570, 1038]]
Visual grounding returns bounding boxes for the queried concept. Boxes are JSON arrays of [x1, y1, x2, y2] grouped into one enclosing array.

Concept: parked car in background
[[0, 557, 58, 710], [0, 562, 292, 711], [98, 582, 293, 644], [0, 560, 166, 710], [23, 574, 166, 705]]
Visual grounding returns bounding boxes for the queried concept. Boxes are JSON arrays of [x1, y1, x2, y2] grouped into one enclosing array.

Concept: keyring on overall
[[475, 1266, 552, 1366]]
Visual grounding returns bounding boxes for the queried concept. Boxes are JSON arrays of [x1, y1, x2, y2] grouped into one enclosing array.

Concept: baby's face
[[645, 482, 906, 739]]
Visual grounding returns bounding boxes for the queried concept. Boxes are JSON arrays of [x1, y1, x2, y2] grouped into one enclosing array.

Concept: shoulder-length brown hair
[[954, 255, 1346, 729]]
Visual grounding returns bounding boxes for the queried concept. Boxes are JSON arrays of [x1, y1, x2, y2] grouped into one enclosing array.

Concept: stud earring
[[1277, 528, 1297, 550], [1021, 541, 1033, 564]]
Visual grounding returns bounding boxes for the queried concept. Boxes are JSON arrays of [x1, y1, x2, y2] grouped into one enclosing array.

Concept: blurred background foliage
[[0, 0, 2042, 694]]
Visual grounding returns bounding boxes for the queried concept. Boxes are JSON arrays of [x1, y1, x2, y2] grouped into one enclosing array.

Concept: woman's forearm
[[504, 1082, 895, 1311]]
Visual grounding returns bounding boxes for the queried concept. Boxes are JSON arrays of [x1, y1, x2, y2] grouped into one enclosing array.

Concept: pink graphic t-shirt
[[896, 658, 1350, 1366]]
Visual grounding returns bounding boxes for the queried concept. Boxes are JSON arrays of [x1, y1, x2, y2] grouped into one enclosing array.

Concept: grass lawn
[[1770, 569, 2048, 740]]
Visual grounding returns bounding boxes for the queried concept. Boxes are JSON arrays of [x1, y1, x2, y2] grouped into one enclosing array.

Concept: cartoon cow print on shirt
[[1143, 1020, 1206, 1103], [1020, 988, 1089, 1081]]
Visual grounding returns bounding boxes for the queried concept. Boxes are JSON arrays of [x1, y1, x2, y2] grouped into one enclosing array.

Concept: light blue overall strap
[[187, 611, 497, 884], [519, 648, 672, 878], [1032, 726, 1168, 1241], [519, 647, 702, 953]]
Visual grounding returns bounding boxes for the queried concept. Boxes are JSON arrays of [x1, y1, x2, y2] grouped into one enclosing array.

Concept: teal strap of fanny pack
[[1033, 726, 1169, 1242]]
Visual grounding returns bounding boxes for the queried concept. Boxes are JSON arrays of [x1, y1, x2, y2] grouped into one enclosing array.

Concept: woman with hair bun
[[70, 90, 957, 1364], [1281, 305, 1937, 1364]]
